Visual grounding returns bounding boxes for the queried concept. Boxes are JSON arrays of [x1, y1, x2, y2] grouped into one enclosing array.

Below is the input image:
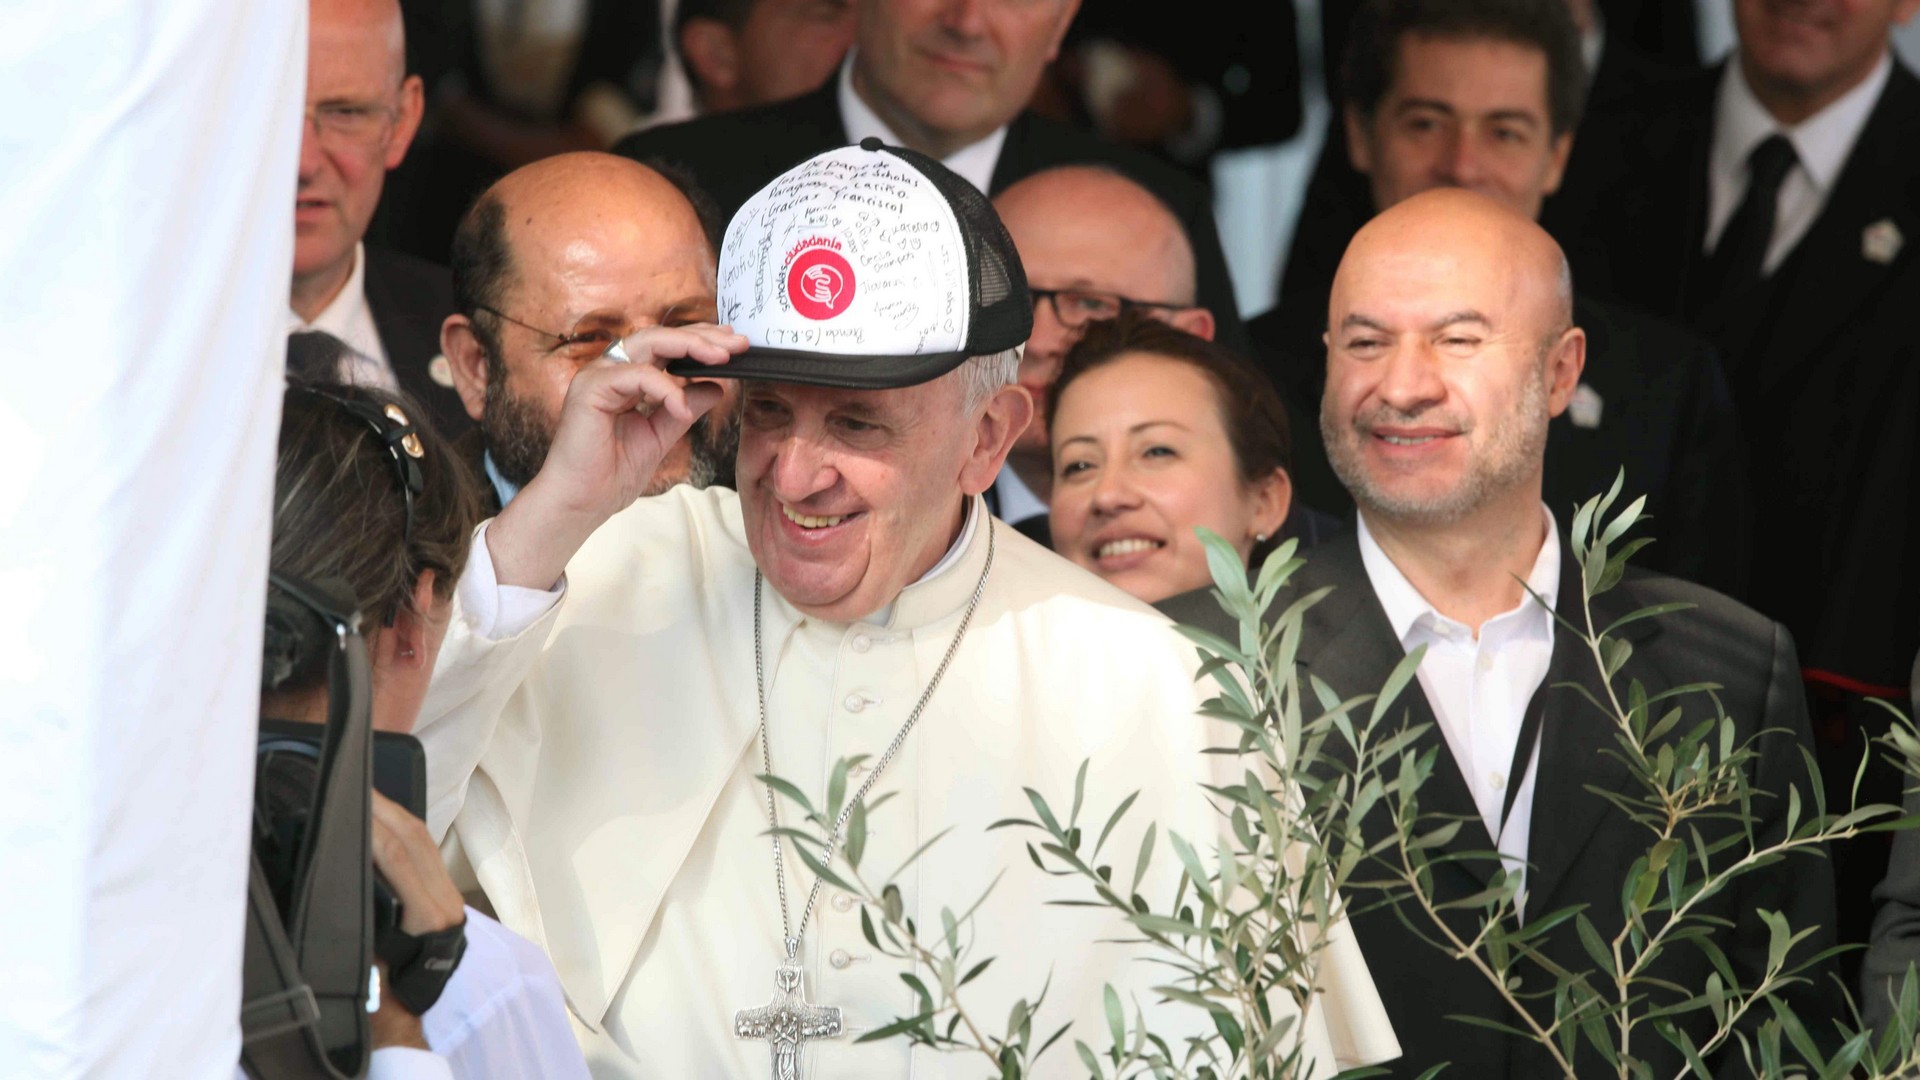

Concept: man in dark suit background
[[1282, 0, 1700, 308], [1162, 190, 1836, 1077], [291, 0, 469, 440], [1554, 0, 1920, 951], [1252, 0, 1750, 597], [612, 0, 1249, 352], [1556, 0, 1920, 704]]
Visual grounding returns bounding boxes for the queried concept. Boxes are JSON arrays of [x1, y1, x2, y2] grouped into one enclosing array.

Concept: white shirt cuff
[[367, 1046, 454, 1080], [458, 519, 566, 640]]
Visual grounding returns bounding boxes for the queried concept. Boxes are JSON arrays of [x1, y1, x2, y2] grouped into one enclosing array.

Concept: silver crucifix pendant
[[735, 952, 843, 1080]]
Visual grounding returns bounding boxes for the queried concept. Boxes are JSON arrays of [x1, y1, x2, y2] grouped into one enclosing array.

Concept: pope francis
[[416, 140, 1398, 1077]]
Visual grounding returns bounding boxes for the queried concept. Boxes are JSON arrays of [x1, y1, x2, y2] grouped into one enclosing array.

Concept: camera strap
[[240, 575, 375, 1080]]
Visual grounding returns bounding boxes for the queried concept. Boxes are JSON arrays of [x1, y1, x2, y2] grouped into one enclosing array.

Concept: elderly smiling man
[[415, 142, 1396, 1078]]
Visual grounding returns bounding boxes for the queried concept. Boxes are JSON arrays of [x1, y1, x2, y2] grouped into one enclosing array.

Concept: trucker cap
[[667, 138, 1032, 389]]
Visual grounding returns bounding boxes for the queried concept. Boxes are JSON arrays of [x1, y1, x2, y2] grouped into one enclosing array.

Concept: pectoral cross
[[735, 950, 843, 1080]]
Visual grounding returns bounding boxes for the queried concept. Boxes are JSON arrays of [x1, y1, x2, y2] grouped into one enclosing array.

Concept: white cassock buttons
[[829, 949, 852, 969], [844, 694, 866, 713], [1477, 653, 1494, 673], [1489, 771, 1507, 792], [832, 893, 856, 912], [851, 634, 871, 653]]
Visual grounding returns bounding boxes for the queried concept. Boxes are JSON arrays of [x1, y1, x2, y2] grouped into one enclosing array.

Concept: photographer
[[255, 333, 586, 1079]]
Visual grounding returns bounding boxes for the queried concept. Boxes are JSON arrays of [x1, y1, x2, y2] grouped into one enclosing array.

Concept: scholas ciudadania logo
[[785, 238, 856, 321]]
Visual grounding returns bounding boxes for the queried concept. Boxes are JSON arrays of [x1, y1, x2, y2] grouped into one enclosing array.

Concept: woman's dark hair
[[1052, 309, 1293, 492], [271, 359, 482, 689]]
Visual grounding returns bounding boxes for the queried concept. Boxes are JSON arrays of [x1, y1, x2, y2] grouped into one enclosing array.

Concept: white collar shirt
[[1706, 52, 1891, 274], [1356, 507, 1560, 903], [836, 54, 1009, 195], [288, 242, 397, 391]]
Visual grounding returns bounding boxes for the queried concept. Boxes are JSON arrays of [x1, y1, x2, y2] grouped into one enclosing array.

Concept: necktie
[[1703, 133, 1798, 304]]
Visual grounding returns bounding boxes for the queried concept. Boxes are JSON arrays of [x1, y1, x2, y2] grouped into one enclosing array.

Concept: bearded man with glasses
[[289, 0, 472, 441], [439, 152, 741, 512]]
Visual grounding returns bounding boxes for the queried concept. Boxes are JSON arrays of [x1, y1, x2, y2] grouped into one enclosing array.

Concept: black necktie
[[1703, 133, 1798, 304]]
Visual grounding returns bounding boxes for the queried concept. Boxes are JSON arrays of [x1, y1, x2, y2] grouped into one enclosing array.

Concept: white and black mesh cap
[[670, 138, 1032, 389]]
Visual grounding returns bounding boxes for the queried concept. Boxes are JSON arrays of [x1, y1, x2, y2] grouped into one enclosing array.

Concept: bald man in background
[[989, 166, 1215, 544], [440, 152, 738, 512], [291, 0, 469, 439], [1163, 189, 1835, 1077]]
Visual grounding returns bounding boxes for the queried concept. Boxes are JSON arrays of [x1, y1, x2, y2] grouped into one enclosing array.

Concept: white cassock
[[417, 487, 1399, 1078]]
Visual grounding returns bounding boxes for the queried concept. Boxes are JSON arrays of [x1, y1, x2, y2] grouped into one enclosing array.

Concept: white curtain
[[0, 1, 305, 1075]]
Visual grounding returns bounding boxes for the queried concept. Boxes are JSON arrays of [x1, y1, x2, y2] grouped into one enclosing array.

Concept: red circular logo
[[786, 248, 856, 321]]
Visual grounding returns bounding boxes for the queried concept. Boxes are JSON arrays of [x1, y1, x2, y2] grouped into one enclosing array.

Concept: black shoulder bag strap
[[240, 575, 375, 1079]]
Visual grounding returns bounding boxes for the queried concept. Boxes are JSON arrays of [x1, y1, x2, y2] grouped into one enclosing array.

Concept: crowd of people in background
[[271, 0, 1920, 1074]]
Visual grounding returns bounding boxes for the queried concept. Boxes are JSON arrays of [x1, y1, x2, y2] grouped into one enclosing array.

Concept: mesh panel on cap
[[880, 145, 1033, 357]]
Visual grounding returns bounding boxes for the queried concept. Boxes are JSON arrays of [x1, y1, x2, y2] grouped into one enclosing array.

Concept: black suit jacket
[[1159, 531, 1838, 1077], [1245, 292, 1752, 597], [1559, 60, 1920, 693], [612, 81, 1248, 353], [361, 247, 471, 442]]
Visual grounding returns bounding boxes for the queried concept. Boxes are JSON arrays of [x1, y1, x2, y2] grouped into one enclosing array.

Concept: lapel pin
[[1863, 219, 1903, 265], [428, 354, 455, 387], [1568, 383, 1603, 430]]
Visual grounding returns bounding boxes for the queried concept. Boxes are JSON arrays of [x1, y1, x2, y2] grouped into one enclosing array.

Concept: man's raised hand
[[488, 324, 748, 590]]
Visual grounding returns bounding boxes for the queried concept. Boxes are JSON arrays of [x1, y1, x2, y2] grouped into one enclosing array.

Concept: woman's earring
[[1254, 532, 1268, 543]]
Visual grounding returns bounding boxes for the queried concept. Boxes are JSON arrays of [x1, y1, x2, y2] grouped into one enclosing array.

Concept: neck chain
[[752, 516, 996, 960]]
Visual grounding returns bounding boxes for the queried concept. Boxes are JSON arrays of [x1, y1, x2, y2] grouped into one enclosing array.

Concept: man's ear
[[1543, 326, 1587, 416], [679, 20, 741, 101], [387, 74, 426, 170], [1043, 0, 1084, 61], [1541, 130, 1575, 197], [1167, 306, 1216, 342], [960, 383, 1035, 495], [442, 314, 491, 422], [1344, 105, 1375, 175]]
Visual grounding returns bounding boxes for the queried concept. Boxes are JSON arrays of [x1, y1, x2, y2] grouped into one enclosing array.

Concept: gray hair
[[957, 347, 1021, 413]]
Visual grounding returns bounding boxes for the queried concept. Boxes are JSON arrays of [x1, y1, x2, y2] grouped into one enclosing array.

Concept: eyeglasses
[[304, 101, 399, 148], [1030, 287, 1188, 330], [290, 383, 426, 546], [475, 305, 631, 362]]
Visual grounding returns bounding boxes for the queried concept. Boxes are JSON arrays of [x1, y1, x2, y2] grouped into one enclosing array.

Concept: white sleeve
[[455, 519, 567, 640], [366, 1047, 455, 1080], [424, 912, 592, 1080], [416, 520, 569, 844]]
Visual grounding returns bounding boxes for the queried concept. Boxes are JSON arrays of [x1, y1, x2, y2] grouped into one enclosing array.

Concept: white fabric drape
[[0, 1, 306, 1075]]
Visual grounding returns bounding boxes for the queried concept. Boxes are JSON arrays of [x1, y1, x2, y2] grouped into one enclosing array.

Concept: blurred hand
[[489, 324, 747, 589]]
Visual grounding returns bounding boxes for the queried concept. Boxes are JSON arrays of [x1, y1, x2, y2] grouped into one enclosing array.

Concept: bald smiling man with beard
[[1163, 189, 1838, 1078]]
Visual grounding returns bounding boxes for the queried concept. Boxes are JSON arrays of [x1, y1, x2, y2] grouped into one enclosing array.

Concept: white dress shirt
[[289, 242, 398, 391], [989, 464, 1049, 527], [1356, 508, 1559, 903], [837, 55, 1009, 195], [1706, 53, 1892, 274]]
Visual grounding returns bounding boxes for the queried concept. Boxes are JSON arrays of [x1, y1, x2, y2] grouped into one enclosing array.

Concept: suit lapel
[[1297, 535, 1500, 886], [1523, 544, 1659, 917]]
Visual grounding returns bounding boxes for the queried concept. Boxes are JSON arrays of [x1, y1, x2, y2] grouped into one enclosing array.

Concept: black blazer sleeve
[[1862, 653, 1920, 1032]]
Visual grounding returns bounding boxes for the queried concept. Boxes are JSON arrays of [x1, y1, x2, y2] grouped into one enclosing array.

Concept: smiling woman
[[1048, 310, 1294, 604]]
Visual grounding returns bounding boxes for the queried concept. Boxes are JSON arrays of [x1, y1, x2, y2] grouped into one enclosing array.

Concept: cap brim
[[666, 345, 972, 390]]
